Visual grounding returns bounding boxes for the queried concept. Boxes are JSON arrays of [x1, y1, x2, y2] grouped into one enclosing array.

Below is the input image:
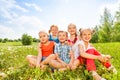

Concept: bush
[[0, 38, 2, 42], [21, 34, 33, 45], [33, 38, 39, 42]]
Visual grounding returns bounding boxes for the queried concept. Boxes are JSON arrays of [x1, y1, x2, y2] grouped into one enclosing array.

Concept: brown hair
[[58, 31, 68, 37]]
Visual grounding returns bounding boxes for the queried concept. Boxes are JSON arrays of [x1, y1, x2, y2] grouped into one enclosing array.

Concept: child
[[67, 23, 80, 59], [78, 28, 117, 80], [49, 25, 59, 43], [49, 31, 76, 71], [26, 31, 56, 69], [67, 23, 105, 69]]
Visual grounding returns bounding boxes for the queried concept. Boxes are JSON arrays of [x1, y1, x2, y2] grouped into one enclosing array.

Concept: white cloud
[[0, 15, 43, 39], [0, 0, 43, 39], [0, 25, 18, 39], [99, 1, 120, 16], [8, 15, 43, 38], [0, 0, 28, 20], [25, 3, 42, 12]]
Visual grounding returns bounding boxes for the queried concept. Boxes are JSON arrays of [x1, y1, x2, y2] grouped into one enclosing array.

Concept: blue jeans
[[41, 57, 47, 61]]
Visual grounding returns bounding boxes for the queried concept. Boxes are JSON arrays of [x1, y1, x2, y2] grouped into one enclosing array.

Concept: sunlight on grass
[[0, 42, 120, 80]]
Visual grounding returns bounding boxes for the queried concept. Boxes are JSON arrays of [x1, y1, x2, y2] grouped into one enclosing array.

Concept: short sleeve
[[54, 44, 58, 54]]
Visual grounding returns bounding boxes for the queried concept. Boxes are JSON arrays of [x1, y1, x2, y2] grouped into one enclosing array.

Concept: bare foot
[[58, 68, 67, 72]]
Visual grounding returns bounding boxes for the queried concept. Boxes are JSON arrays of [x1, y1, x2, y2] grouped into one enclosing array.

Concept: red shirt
[[41, 41, 54, 57]]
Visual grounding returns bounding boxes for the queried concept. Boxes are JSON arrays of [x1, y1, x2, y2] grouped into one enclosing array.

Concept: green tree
[[115, 5, 120, 22], [98, 8, 113, 42], [33, 38, 39, 42], [112, 5, 120, 42], [0, 38, 2, 42], [91, 26, 99, 43], [21, 34, 33, 45], [2, 38, 8, 43], [112, 22, 120, 41], [18, 38, 21, 41]]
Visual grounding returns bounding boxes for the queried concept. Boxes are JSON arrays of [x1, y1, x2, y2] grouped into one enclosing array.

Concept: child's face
[[81, 30, 92, 43], [39, 32, 49, 44], [58, 32, 67, 43], [68, 25, 76, 35], [51, 27, 58, 36]]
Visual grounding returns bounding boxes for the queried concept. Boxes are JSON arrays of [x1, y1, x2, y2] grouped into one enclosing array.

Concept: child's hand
[[36, 64, 40, 68], [68, 62, 72, 68], [61, 61, 67, 67], [105, 55, 111, 59], [98, 56, 107, 62], [104, 55, 111, 62]]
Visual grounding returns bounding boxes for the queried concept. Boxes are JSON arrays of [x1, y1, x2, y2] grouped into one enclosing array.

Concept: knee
[[49, 54, 56, 58], [26, 55, 32, 61]]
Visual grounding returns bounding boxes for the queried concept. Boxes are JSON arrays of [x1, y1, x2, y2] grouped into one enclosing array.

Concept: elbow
[[80, 53, 85, 57]]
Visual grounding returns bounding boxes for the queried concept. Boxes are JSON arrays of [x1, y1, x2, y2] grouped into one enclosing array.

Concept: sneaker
[[90, 71, 106, 80], [0, 72, 6, 78], [100, 78, 106, 80], [108, 65, 117, 74]]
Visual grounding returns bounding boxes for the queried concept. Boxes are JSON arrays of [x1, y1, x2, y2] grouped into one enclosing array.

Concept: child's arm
[[68, 50, 74, 67], [90, 43, 111, 61], [36, 43, 42, 67], [79, 44, 106, 62], [55, 53, 67, 66]]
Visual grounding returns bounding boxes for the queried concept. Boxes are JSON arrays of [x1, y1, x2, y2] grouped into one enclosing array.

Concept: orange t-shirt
[[41, 41, 54, 57]]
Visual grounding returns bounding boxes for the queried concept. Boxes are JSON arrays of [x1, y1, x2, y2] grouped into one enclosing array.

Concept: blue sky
[[0, 0, 120, 39]]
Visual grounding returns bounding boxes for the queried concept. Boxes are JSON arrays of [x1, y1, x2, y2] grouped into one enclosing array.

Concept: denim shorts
[[41, 57, 47, 61]]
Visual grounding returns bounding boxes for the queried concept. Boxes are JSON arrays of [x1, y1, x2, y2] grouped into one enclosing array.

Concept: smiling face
[[68, 24, 77, 35], [80, 29, 92, 43], [50, 25, 58, 36], [58, 31, 68, 43], [39, 31, 49, 44]]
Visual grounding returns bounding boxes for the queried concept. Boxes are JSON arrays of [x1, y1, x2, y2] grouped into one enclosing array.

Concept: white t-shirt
[[71, 39, 80, 59], [78, 40, 95, 52]]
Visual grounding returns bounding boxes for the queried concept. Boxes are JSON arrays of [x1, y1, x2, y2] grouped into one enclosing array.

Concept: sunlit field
[[0, 42, 120, 80]]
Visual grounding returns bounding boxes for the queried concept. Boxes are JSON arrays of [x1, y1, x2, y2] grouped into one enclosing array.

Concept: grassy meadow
[[0, 42, 120, 80]]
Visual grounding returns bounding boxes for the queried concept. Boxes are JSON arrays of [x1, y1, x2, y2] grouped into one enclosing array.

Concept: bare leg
[[41, 54, 56, 65], [71, 59, 80, 70], [49, 60, 65, 69], [26, 55, 37, 67]]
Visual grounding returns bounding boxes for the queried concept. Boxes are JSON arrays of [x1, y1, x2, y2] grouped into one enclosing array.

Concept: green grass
[[0, 42, 120, 80]]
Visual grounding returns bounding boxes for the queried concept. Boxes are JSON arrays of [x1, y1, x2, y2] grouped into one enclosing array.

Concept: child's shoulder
[[49, 41, 55, 46]]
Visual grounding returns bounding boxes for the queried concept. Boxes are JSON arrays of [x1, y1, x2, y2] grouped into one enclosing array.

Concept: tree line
[[91, 6, 120, 43], [0, 34, 39, 45]]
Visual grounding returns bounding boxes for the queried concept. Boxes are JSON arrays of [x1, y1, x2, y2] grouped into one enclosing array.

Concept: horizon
[[0, 0, 120, 39]]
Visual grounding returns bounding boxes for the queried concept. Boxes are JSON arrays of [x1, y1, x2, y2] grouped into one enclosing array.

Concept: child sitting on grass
[[49, 31, 79, 71], [26, 31, 56, 69], [78, 28, 117, 80], [48, 25, 59, 43]]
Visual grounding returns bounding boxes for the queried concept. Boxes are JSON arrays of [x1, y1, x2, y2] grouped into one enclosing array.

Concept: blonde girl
[[26, 31, 56, 69], [78, 28, 117, 80], [49, 25, 59, 43]]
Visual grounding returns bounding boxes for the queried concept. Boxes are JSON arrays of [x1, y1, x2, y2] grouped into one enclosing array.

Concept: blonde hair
[[49, 25, 58, 33], [38, 31, 48, 37], [68, 23, 77, 43], [79, 28, 95, 36], [68, 23, 76, 28]]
